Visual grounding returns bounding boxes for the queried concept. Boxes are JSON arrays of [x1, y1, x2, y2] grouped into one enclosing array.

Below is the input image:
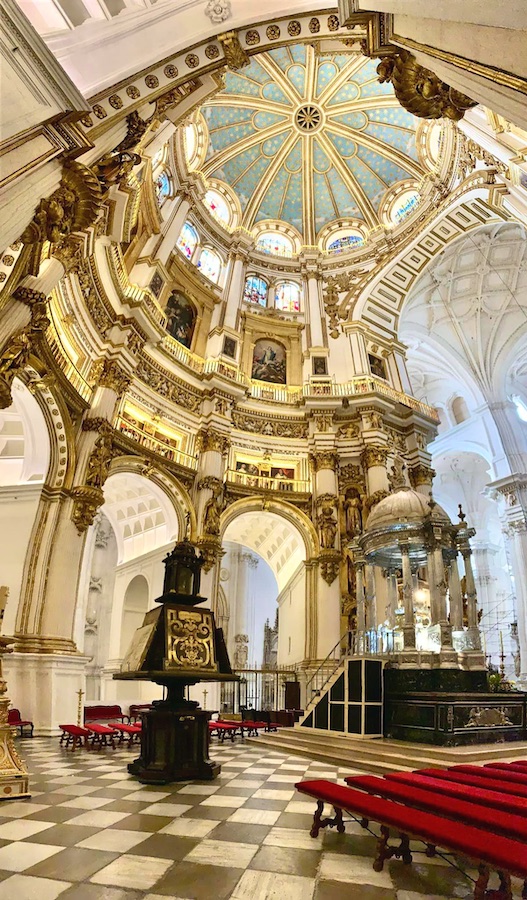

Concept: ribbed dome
[[366, 488, 451, 531], [188, 43, 430, 246]]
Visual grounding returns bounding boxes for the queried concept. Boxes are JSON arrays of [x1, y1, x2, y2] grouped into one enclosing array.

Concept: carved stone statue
[[85, 431, 113, 490], [203, 483, 223, 535], [343, 494, 362, 537], [318, 503, 338, 549]]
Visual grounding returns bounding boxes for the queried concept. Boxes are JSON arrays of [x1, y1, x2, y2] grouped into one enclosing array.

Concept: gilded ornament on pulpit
[[165, 608, 217, 671]]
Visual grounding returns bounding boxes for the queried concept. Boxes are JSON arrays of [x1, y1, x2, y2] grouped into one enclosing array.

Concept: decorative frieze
[[232, 411, 307, 439], [135, 358, 201, 413]]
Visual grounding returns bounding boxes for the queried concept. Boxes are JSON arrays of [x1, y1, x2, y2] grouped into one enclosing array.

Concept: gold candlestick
[[202, 689, 208, 709], [77, 689, 84, 727]]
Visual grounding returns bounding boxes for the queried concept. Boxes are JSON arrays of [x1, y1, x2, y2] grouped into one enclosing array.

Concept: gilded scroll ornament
[[0, 296, 50, 409], [218, 30, 249, 70], [165, 608, 217, 671], [71, 484, 105, 534], [196, 536, 224, 572], [21, 161, 102, 246], [377, 50, 477, 122]]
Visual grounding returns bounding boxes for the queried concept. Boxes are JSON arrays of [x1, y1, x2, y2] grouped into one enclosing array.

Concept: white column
[[448, 555, 464, 631], [223, 251, 247, 330], [155, 195, 191, 267], [400, 543, 415, 649]]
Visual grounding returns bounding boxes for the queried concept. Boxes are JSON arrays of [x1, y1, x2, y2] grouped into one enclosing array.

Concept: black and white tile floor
[[0, 738, 509, 899]]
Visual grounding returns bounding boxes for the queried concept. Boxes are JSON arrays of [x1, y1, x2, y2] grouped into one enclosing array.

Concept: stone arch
[[220, 496, 319, 661], [108, 454, 197, 544], [220, 496, 319, 559]]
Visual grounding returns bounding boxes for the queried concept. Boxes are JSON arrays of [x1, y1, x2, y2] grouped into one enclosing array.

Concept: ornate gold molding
[[0, 296, 50, 409], [12, 286, 47, 307], [196, 536, 225, 572]]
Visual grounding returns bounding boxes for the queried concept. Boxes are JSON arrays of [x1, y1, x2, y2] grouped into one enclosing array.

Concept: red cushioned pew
[[384, 771, 527, 817], [451, 764, 527, 788], [343, 774, 527, 840], [415, 767, 527, 798], [295, 778, 527, 900]]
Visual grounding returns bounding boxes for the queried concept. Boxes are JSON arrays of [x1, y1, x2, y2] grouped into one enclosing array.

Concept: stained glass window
[[243, 275, 268, 307], [392, 191, 420, 224], [255, 232, 294, 256], [275, 282, 300, 312], [154, 170, 171, 204], [327, 233, 363, 253], [205, 190, 230, 225], [198, 247, 222, 283], [176, 222, 199, 260]]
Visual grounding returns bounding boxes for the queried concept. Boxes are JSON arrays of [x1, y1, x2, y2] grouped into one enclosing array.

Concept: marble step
[[248, 728, 527, 774]]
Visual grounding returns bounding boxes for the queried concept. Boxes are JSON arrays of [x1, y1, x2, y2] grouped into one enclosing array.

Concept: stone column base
[[3, 652, 90, 736]]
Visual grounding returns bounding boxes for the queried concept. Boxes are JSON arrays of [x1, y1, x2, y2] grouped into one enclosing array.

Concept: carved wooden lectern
[[114, 540, 237, 784]]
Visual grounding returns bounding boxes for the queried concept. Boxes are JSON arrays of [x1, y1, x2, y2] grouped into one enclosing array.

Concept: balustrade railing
[[116, 416, 198, 469], [226, 469, 310, 494]]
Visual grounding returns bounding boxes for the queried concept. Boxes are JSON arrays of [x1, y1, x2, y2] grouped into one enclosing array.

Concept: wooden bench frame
[[296, 778, 527, 900]]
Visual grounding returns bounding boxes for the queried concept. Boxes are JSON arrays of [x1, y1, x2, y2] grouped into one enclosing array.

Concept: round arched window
[[327, 232, 364, 253], [198, 247, 222, 283], [255, 232, 294, 257], [243, 275, 268, 307], [205, 190, 230, 226], [154, 170, 171, 204], [176, 222, 199, 260], [391, 190, 420, 225], [275, 282, 300, 312]]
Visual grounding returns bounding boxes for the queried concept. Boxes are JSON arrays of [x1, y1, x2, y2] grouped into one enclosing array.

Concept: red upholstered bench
[[485, 762, 527, 777], [129, 704, 152, 723], [84, 705, 129, 725], [108, 722, 141, 745], [344, 774, 527, 841], [210, 721, 239, 742], [8, 708, 34, 738], [416, 767, 527, 798], [87, 724, 118, 750], [385, 771, 527, 817], [59, 724, 90, 751], [451, 764, 527, 788], [296, 779, 527, 900]]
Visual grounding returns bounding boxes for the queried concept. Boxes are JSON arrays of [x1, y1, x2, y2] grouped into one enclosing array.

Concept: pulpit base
[[129, 707, 220, 784]]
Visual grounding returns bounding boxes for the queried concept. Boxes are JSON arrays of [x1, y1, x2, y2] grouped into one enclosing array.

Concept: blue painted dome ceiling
[[191, 44, 429, 244]]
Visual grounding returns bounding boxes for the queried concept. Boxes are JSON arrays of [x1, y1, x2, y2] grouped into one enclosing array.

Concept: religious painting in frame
[[165, 291, 196, 348], [368, 353, 387, 380], [271, 467, 295, 480], [223, 336, 237, 359], [312, 356, 327, 375], [252, 339, 287, 384]]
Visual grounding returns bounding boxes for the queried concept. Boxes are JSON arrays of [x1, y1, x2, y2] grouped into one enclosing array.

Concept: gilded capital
[[408, 464, 436, 488], [196, 429, 230, 455], [93, 359, 132, 396], [21, 160, 102, 247], [309, 451, 339, 472], [361, 445, 388, 469]]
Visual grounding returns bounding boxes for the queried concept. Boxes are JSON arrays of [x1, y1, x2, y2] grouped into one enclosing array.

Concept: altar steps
[[248, 727, 527, 775]]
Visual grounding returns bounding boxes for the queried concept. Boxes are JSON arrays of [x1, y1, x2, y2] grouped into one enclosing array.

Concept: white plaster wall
[[0, 483, 42, 635], [277, 564, 306, 666]]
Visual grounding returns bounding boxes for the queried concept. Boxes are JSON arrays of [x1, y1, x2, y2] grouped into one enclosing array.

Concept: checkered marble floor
[[0, 737, 507, 899]]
